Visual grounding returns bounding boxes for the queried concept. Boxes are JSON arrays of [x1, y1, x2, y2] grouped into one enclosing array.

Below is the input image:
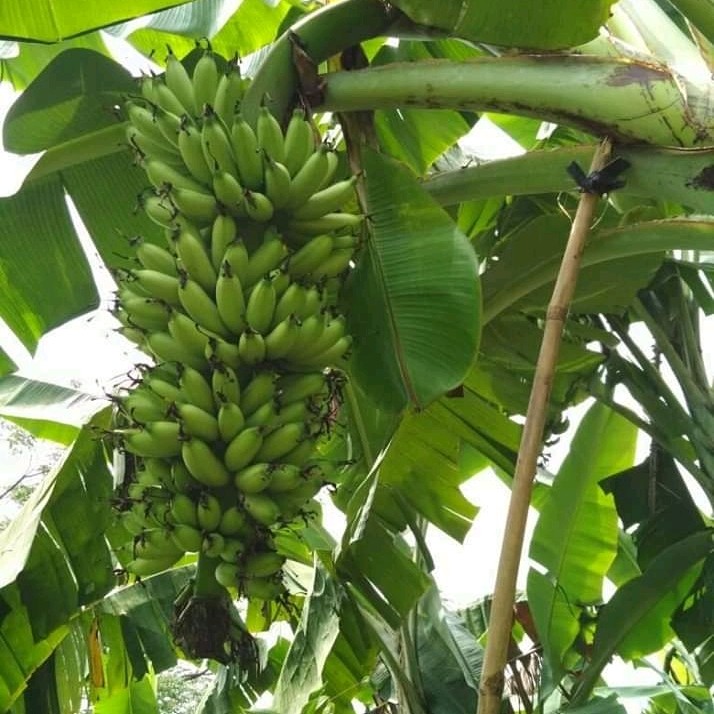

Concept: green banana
[[220, 537, 245, 562], [298, 334, 352, 369], [241, 575, 285, 600], [272, 283, 306, 326], [269, 399, 310, 429], [288, 314, 326, 357], [218, 505, 248, 536], [210, 213, 238, 272], [171, 225, 217, 292], [167, 311, 210, 360], [245, 278, 276, 334], [245, 401, 277, 428], [254, 422, 304, 463], [214, 561, 240, 588], [146, 331, 206, 371], [292, 176, 358, 221], [243, 190, 274, 223], [171, 460, 201, 493], [243, 230, 288, 288], [165, 49, 196, 115], [213, 171, 245, 214], [126, 554, 182, 577], [277, 371, 327, 405], [310, 247, 354, 279], [168, 185, 219, 225], [119, 389, 167, 424], [178, 276, 231, 338], [240, 371, 277, 415], [205, 335, 241, 369], [152, 104, 184, 146], [230, 115, 264, 191], [234, 462, 272, 494], [294, 315, 346, 361], [215, 260, 247, 335], [179, 365, 215, 414], [178, 121, 213, 185], [126, 102, 170, 146], [201, 106, 237, 175], [175, 402, 220, 442], [264, 315, 299, 360], [256, 105, 285, 164], [283, 108, 315, 177], [197, 492, 223, 531], [170, 492, 199, 527], [212, 364, 241, 405], [145, 372, 183, 402], [121, 297, 171, 332], [238, 329, 266, 365], [286, 234, 333, 279], [242, 492, 281, 526], [119, 509, 146, 536], [266, 463, 302, 493], [131, 268, 181, 305], [202, 532, 226, 558], [171, 523, 203, 552], [284, 144, 330, 210], [192, 50, 219, 112], [122, 421, 182, 458], [243, 550, 285, 578], [222, 238, 250, 285], [135, 240, 178, 275], [298, 286, 326, 320], [280, 437, 316, 466], [218, 401, 246, 442], [214, 62, 244, 127], [144, 158, 206, 193], [181, 438, 231, 487], [141, 192, 178, 228], [320, 145, 340, 189], [263, 154, 291, 209], [224, 426, 264, 471], [288, 211, 364, 236]]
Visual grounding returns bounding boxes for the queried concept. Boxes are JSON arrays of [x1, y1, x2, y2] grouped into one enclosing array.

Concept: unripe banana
[[126, 102, 169, 146], [243, 190, 274, 223], [141, 192, 178, 228], [170, 493, 199, 527], [269, 399, 310, 429], [120, 509, 146, 536], [277, 371, 327, 405], [145, 373, 183, 402], [210, 214, 238, 272], [287, 315, 325, 358], [178, 276, 231, 338], [262, 154, 291, 209], [297, 286, 326, 320], [122, 421, 182, 458], [272, 283, 306, 326], [119, 389, 167, 423], [212, 171, 245, 215], [242, 492, 281, 526], [224, 426, 264, 471], [241, 575, 285, 600], [168, 185, 219, 225], [136, 240, 178, 275], [127, 126, 183, 165], [245, 278, 276, 334], [121, 297, 172, 332], [294, 315, 346, 361], [175, 402, 220, 442], [264, 315, 299, 360], [320, 145, 340, 189], [292, 176, 358, 221], [197, 492, 222, 531], [243, 550, 285, 578], [240, 370, 277, 415], [298, 334, 352, 369], [167, 311, 210, 360], [237, 330, 266, 365], [178, 122, 213, 185], [171, 460, 201, 493], [192, 50, 219, 113], [280, 436, 316, 466], [283, 108, 315, 177], [201, 106, 237, 175], [234, 462, 272, 494], [266, 463, 302, 493], [218, 401, 246, 442], [243, 230, 287, 288], [222, 238, 250, 285], [171, 523, 203, 552], [309, 248, 354, 280], [165, 49, 196, 115], [245, 401, 278, 428], [152, 104, 184, 146], [202, 531, 226, 558], [181, 438, 231, 487], [205, 335, 241, 370], [284, 144, 330, 210], [218, 505, 248, 537], [212, 364, 241, 406], [231, 115, 264, 191], [131, 268, 181, 305], [144, 158, 206, 194], [214, 561, 240, 588], [215, 260, 247, 335], [127, 554, 182, 577], [286, 234, 333, 279], [220, 537, 245, 562], [288, 211, 364, 236], [139, 458, 173, 488], [179, 365, 215, 415], [254, 422, 304, 463], [214, 62, 244, 127], [171, 225, 217, 293], [256, 105, 285, 164], [146, 331, 206, 371]]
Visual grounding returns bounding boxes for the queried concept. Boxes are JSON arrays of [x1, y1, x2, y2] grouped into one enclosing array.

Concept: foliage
[[0, 0, 712, 712]]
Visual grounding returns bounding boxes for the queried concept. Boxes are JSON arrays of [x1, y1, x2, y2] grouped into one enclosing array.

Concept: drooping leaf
[[345, 148, 481, 412], [0, 374, 105, 444], [389, 0, 615, 49], [0, 0, 195, 43], [0, 175, 98, 353], [3, 49, 134, 155], [527, 402, 633, 680], [273, 563, 342, 714]]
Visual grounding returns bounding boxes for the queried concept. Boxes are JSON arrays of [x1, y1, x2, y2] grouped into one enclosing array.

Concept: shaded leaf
[[345, 148, 481, 412], [389, 0, 615, 49]]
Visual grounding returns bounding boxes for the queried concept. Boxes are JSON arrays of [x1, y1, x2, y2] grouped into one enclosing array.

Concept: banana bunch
[[110, 47, 361, 603]]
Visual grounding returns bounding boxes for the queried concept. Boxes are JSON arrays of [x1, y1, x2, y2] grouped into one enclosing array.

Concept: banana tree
[[0, 0, 713, 712]]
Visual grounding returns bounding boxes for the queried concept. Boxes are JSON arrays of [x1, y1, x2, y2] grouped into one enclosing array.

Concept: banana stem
[[476, 138, 613, 714], [319, 57, 711, 148], [193, 552, 226, 599]]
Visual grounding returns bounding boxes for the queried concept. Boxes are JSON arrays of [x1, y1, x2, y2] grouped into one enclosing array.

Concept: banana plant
[[0, 0, 713, 712]]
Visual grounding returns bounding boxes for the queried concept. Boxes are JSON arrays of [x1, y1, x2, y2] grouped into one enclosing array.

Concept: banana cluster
[[111, 48, 361, 601]]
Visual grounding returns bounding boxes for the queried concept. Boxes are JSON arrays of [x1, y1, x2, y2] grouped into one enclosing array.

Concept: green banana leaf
[[344, 148, 481, 412], [527, 402, 635, 683], [0, 374, 106, 444], [389, 0, 615, 49], [0, 0, 195, 43]]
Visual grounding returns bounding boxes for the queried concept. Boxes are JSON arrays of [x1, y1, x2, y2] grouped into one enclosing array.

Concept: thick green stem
[[319, 57, 712, 147], [193, 553, 226, 599]]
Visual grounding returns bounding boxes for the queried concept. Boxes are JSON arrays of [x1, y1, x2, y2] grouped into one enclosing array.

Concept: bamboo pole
[[476, 138, 614, 714]]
